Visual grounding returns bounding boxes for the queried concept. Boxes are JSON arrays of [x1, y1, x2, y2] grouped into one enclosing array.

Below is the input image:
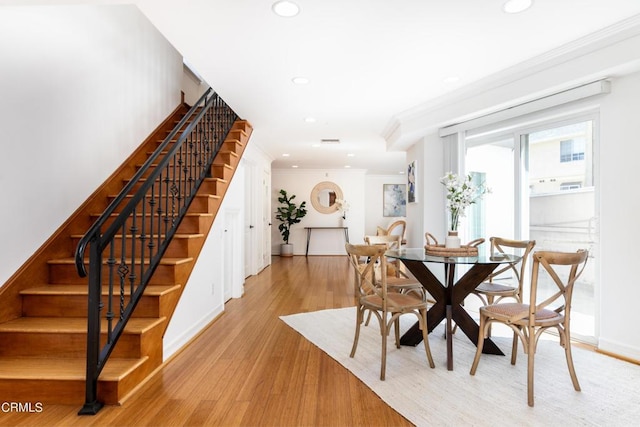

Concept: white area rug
[[280, 307, 640, 427]]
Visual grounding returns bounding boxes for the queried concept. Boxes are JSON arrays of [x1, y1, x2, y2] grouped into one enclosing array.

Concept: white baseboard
[[162, 303, 225, 359], [598, 337, 640, 363]]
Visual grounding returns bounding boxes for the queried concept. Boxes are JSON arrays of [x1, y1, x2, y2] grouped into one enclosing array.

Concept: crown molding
[[383, 13, 640, 149]]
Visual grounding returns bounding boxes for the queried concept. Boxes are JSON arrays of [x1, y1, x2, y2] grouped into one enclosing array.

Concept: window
[[560, 181, 582, 191], [560, 138, 585, 162]]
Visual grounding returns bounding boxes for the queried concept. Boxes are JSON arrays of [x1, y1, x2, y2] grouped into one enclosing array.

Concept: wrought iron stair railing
[[74, 88, 238, 415]]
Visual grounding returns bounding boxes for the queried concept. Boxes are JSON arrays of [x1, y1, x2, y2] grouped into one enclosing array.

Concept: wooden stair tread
[[135, 155, 236, 168], [224, 138, 244, 146], [70, 233, 205, 240], [20, 284, 181, 296], [0, 356, 148, 381], [221, 139, 245, 149], [48, 257, 194, 266], [229, 128, 248, 136], [220, 150, 238, 157], [0, 316, 166, 334], [146, 143, 243, 151], [90, 212, 213, 218], [111, 193, 221, 200], [125, 177, 227, 184], [203, 177, 228, 183]]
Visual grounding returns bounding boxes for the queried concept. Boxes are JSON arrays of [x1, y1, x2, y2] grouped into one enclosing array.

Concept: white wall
[[364, 175, 406, 237], [271, 169, 365, 255], [405, 134, 446, 248], [0, 5, 182, 284], [362, 174, 405, 245], [597, 71, 640, 359], [181, 63, 208, 106], [163, 159, 246, 358]]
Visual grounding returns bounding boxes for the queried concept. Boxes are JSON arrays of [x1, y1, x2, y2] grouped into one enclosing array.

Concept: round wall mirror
[[310, 181, 343, 214]]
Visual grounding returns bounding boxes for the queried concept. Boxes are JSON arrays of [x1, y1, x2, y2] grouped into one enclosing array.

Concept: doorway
[[224, 209, 243, 301], [464, 116, 598, 343]]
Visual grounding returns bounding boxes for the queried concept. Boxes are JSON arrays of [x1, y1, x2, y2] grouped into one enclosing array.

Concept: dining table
[[385, 248, 521, 370]]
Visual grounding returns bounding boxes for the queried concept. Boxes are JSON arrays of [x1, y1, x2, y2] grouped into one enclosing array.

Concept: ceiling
[[8, 1, 640, 174]]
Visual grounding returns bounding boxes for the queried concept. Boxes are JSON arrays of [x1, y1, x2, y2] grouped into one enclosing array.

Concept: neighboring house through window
[[560, 138, 585, 162], [560, 181, 582, 190]]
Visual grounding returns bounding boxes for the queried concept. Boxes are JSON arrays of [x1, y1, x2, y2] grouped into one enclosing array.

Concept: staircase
[[0, 100, 252, 407]]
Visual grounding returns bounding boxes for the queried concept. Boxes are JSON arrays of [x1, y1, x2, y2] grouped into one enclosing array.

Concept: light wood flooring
[[0, 256, 411, 427]]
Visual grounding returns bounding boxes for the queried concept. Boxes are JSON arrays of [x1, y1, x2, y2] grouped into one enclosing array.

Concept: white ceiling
[[8, 1, 640, 174]]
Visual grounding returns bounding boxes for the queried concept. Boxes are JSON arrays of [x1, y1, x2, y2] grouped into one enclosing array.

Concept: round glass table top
[[385, 248, 521, 265]]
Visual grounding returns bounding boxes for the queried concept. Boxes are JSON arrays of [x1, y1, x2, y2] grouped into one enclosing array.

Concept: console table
[[304, 227, 349, 256]]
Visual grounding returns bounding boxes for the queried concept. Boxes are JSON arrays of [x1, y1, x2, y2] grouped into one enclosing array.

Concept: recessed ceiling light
[[399, 171, 405, 175], [304, 117, 316, 123], [292, 165, 299, 168], [291, 76, 309, 85], [347, 153, 355, 157], [503, 0, 532, 14], [272, 1, 300, 17], [344, 165, 351, 169], [282, 153, 290, 157]]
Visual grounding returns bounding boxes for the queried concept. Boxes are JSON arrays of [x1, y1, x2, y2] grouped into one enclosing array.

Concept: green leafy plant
[[275, 189, 307, 244]]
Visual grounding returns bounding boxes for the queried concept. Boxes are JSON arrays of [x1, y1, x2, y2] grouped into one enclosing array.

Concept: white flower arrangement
[[335, 198, 350, 220], [440, 172, 490, 231]]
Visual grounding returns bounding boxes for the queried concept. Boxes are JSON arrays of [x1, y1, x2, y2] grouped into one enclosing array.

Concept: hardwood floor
[[0, 256, 412, 427]]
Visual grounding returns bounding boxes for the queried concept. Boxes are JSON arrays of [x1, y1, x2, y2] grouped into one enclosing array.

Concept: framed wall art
[[407, 160, 417, 203], [383, 184, 406, 217]]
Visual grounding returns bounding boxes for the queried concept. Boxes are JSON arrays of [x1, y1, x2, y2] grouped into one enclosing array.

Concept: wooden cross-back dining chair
[[346, 243, 434, 380], [469, 237, 535, 344], [473, 237, 536, 306], [470, 249, 589, 407], [377, 219, 407, 245], [363, 235, 426, 326], [364, 234, 415, 281]]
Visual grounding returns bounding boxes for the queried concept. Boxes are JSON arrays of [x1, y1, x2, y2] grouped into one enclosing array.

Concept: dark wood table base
[[399, 259, 505, 370]]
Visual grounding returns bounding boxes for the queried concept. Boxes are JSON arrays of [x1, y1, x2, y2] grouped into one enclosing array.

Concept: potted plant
[[440, 171, 490, 248], [275, 189, 307, 257]]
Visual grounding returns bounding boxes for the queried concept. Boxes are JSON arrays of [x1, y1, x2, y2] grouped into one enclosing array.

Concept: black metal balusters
[[74, 88, 238, 415]]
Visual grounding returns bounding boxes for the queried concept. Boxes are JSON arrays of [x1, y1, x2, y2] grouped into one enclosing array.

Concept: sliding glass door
[[464, 116, 598, 343], [466, 135, 516, 242]]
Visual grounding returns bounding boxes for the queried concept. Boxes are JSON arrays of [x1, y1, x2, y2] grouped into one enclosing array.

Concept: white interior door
[[262, 168, 271, 267], [224, 209, 243, 301], [223, 212, 234, 302], [244, 160, 255, 277]]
